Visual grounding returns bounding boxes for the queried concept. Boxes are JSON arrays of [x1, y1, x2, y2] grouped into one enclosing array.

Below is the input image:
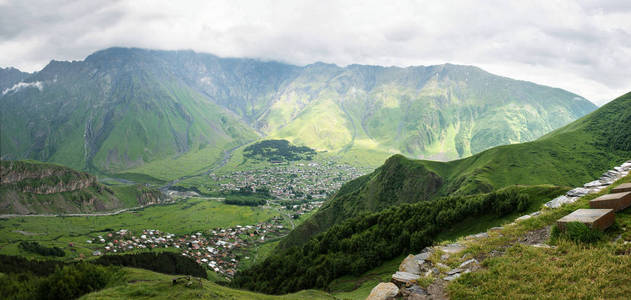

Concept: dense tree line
[[223, 187, 270, 206], [232, 187, 532, 294], [224, 197, 266, 206], [0, 254, 65, 276], [0, 252, 204, 299], [0, 260, 122, 300], [18, 241, 65, 257], [94, 252, 206, 278], [243, 139, 316, 162]]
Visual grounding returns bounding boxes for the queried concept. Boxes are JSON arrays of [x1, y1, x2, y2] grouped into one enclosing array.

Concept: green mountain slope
[[263, 63, 596, 161], [0, 49, 258, 176], [279, 91, 630, 248], [234, 92, 629, 294], [1, 48, 595, 178], [0, 160, 164, 214]]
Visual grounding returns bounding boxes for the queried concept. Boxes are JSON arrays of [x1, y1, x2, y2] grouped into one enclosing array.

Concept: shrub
[[0, 261, 123, 300], [551, 222, 604, 244], [37, 263, 123, 300]]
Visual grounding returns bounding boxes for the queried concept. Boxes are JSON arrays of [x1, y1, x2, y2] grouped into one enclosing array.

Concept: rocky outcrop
[[545, 160, 631, 208], [1, 160, 96, 194], [0, 160, 166, 215], [19, 177, 96, 194], [137, 187, 167, 205]]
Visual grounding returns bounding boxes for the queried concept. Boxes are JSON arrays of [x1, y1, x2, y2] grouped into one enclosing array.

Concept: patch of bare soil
[[425, 279, 449, 300], [517, 225, 552, 246]]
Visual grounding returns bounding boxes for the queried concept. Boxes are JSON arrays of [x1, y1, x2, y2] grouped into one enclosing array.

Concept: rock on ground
[[367, 282, 399, 300], [399, 254, 422, 274], [392, 271, 420, 286]]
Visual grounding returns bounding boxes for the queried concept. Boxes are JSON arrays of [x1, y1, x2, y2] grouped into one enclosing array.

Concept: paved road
[[0, 206, 143, 219]]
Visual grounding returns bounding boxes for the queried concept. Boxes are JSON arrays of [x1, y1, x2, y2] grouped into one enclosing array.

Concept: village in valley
[[211, 160, 369, 200], [88, 216, 291, 279], [87, 151, 372, 280]]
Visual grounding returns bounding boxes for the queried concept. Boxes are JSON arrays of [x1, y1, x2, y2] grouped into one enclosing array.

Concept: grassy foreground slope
[[281, 91, 631, 248], [448, 174, 631, 299], [80, 267, 334, 300], [0, 160, 163, 215]]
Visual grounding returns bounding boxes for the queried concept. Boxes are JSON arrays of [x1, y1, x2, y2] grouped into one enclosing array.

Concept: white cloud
[[2, 81, 43, 95], [0, 0, 630, 104]]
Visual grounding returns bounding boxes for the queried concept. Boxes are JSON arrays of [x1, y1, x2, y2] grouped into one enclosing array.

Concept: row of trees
[[94, 252, 207, 278], [232, 187, 533, 294]]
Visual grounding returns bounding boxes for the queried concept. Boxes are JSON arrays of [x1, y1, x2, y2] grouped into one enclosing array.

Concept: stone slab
[[545, 195, 578, 208], [589, 191, 631, 212], [611, 183, 631, 194], [557, 209, 615, 231], [392, 271, 420, 285]]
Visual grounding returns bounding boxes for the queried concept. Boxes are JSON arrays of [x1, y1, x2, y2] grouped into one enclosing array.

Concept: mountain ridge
[[1, 47, 596, 177]]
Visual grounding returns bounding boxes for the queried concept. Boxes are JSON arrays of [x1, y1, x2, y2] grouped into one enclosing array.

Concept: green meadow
[[0, 198, 280, 260]]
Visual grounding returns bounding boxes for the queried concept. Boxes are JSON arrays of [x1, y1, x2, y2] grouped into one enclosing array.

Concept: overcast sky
[[1, 0, 630, 105]]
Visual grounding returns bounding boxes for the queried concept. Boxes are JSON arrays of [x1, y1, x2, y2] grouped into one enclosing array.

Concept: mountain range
[[0, 48, 596, 177]]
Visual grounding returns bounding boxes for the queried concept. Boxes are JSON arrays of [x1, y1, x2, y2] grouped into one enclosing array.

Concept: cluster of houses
[[211, 160, 368, 200], [88, 217, 290, 278], [286, 201, 324, 217]]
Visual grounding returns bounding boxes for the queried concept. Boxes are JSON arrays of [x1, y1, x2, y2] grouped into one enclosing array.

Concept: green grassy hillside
[[0, 160, 163, 214], [80, 267, 334, 300], [264, 63, 596, 162], [233, 92, 629, 293], [0, 49, 259, 177], [233, 184, 568, 294], [448, 174, 631, 299], [280, 92, 630, 248]]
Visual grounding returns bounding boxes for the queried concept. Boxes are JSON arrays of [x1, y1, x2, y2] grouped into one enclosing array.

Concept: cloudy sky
[[1, 0, 630, 105]]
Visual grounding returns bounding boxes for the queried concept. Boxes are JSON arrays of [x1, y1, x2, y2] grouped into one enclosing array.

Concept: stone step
[[589, 191, 631, 212], [611, 183, 631, 194], [556, 209, 615, 231]]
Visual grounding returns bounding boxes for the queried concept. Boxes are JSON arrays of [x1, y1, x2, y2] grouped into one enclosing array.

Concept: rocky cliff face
[[0, 160, 166, 214], [1, 160, 96, 194], [136, 186, 166, 206]]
